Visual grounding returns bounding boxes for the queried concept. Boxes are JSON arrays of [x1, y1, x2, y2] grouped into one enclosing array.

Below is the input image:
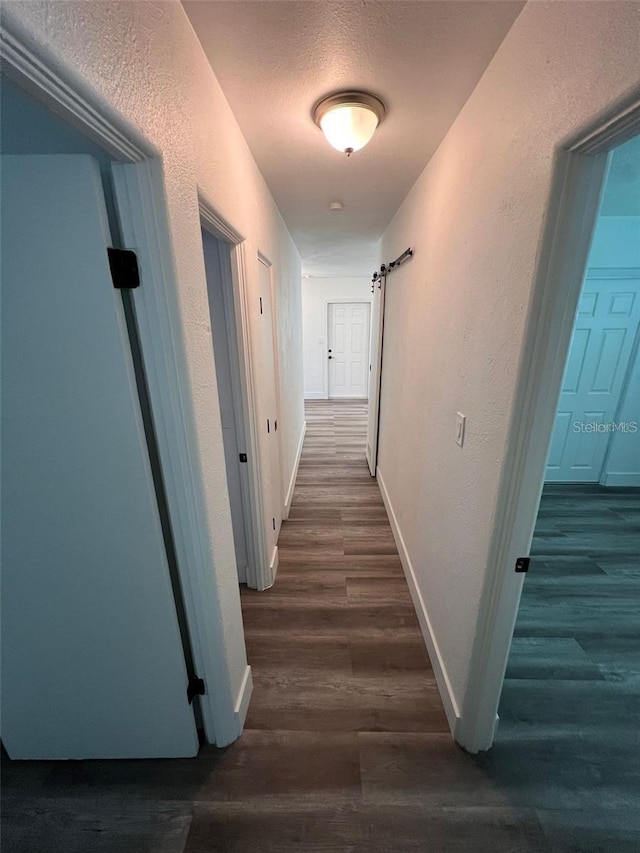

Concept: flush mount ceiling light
[[313, 91, 385, 156]]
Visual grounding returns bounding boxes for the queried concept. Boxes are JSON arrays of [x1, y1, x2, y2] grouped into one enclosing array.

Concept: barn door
[[366, 274, 386, 476]]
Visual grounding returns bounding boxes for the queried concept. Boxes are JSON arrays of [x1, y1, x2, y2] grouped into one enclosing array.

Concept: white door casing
[[366, 276, 386, 475], [546, 272, 640, 481], [202, 229, 250, 583], [1, 154, 199, 759], [257, 257, 283, 575], [328, 302, 371, 399]]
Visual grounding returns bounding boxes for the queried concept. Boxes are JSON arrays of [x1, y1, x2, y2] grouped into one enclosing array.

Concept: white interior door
[[202, 229, 249, 583], [256, 258, 282, 570], [546, 274, 640, 482], [1, 155, 199, 759], [328, 302, 371, 399], [366, 277, 386, 475]]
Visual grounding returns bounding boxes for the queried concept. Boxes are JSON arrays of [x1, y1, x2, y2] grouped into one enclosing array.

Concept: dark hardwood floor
[[2, 404, 638, 851], [476, 482, 640, 852]]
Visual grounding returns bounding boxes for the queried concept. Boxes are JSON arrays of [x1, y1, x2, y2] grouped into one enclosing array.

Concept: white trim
[[231, 245, 272, 591], [199, 193, 244, 244], [458, 98, 640, 754], [304, 392, 326, 400], [284, 421, 306, 519], [0, 15, 151, 162], [0, 15, 250, 749], [570, 93, 640, 154], [269, 545, 279, 587], [601, 472, 640, 487], [377, 468, 461, 736], [233, 665, 254, 732], [198, 201, 271, 591], [258, 254, 285, 525], [112, 162, 242, 746]]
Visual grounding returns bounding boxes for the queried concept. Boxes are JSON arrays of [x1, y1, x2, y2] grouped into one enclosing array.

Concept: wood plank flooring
[[476, 483, 640, 852], [2, 404, 638, 851]]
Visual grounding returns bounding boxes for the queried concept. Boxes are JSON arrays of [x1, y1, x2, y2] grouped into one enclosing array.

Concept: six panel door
[[328, 302, 371, 399], [546, 275, 640, 482]]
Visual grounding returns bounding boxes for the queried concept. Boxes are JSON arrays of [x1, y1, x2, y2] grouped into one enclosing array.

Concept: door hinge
[[187, 675, 206, 704], [515, 557, 530, 573], [274, 419, 278, 432], [267, 418, 270, 433], [259, 296, 263, 315], [107, 248, 140, 289], [239, 452, 248, 463], [272, 517, 276, 531]]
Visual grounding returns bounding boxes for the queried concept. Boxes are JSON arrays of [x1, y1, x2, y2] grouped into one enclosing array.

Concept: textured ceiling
[[183, 1, 525, 276]]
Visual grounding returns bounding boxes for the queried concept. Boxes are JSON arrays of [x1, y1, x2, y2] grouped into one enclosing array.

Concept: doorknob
[[328, 355, 333, 359]]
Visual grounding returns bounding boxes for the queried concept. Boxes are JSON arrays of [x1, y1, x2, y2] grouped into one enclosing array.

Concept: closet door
[[1, 155, 198, 759]]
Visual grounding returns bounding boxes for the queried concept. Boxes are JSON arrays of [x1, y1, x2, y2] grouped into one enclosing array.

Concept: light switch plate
[[455, 412, 466, 447]]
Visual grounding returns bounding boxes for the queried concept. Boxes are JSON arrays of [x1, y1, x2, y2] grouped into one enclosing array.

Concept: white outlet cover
[[455, 412, 466, 447]]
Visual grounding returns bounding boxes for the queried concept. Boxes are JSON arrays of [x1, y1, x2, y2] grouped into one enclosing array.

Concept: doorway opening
[[497, 131, 639, 779], [458, 103, 640, 754], [1, 77, 201, 757], [201, 227, 256, 586], [0, 41, 249, 751]]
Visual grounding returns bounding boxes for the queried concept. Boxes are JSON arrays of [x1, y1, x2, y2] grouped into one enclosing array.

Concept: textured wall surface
[[302, 277, 373, 398], [2, 0, 304, 725], [377, 0, 640, 716]]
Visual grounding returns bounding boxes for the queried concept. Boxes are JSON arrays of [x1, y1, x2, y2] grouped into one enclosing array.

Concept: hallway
[[6, 404, 638, 851], [241, 400, 449, 734], [2, 400, 547, 852]]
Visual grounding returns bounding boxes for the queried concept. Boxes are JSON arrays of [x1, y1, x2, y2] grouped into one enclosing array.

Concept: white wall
[[375, 1, 640, 732], [302, 277, 373, 398], [3, 0, 305, 737]]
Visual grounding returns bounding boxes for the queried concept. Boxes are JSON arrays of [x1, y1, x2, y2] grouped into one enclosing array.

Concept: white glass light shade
[[314, 92, 385, 155], [320, 104, 379, 153]]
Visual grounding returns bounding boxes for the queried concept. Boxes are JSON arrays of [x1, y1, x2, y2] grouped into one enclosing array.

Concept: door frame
[[1, 20, 248, 747], [199, 210, 270, 591], [324, 298, 373, 400], [257, 254, 284, 549], [456, 94, 640, 753]]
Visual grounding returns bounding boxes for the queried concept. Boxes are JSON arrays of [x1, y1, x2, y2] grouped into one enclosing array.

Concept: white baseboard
[[284, 421, 306, 519], [304, 392, 326, 400], [233, 665, 253, 735], [600, 472, 640, 487], [377, 467, 461, 737], [269, 544, 279, 586]]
